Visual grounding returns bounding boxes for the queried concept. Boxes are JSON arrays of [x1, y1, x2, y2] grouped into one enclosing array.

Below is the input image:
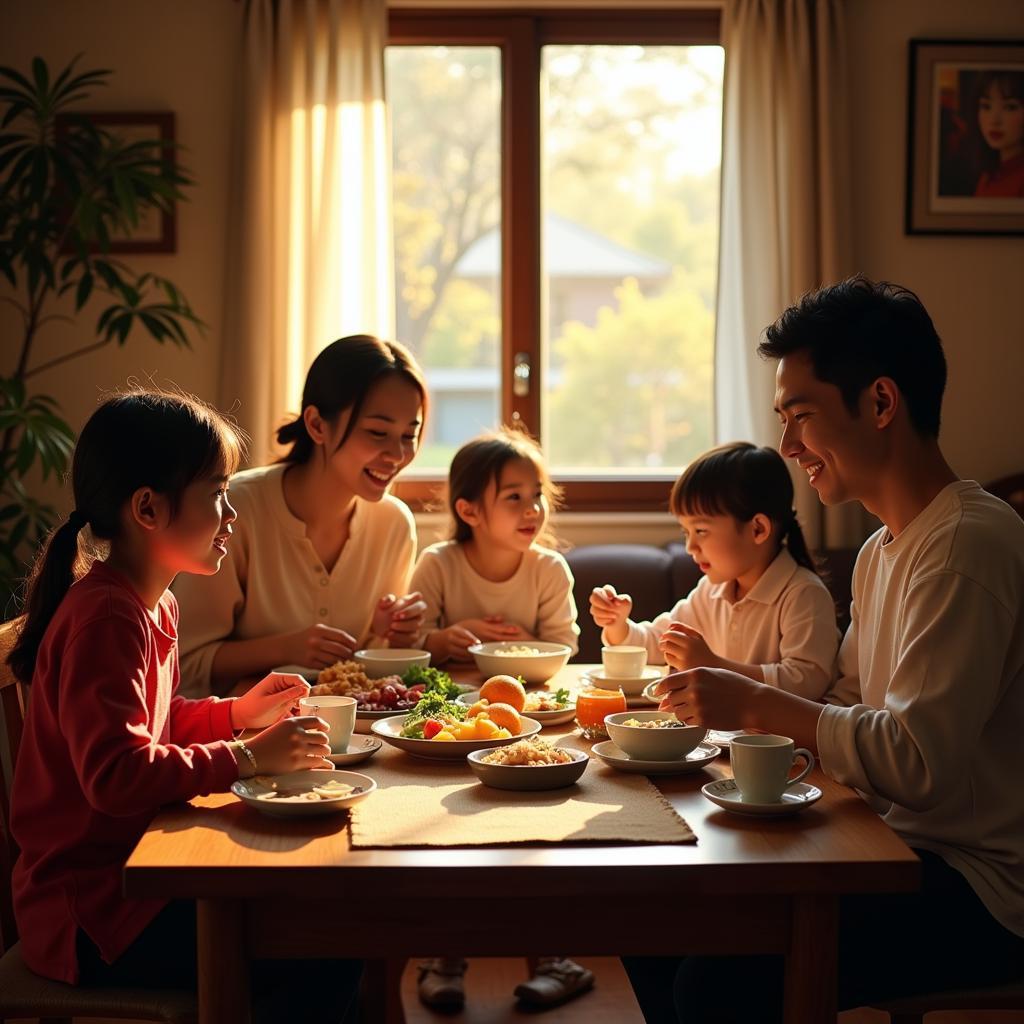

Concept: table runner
[[348, 729, 695, 848]]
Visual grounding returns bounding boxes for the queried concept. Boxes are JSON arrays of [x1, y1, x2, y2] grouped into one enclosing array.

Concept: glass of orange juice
[[575, 687, 628, 739]]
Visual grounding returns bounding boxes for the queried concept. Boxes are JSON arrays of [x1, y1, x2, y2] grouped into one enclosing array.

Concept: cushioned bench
[[565, 543, 858, 663]]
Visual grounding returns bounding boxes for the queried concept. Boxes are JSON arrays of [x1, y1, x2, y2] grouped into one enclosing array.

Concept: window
[[387, 12, 723, 511]]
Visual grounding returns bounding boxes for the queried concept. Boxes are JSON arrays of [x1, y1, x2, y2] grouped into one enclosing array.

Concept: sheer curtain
[[221, 0, 393, 465], [714, 0, 869, 548]]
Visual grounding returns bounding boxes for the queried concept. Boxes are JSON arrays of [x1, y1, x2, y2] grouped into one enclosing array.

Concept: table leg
[[197, 899, 250, 1024], [361, 957, 407, 1024], [783, 894, 838, 1024]]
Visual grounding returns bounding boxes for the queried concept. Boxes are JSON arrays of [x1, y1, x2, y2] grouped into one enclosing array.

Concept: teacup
[[730, 734, 814, 804], [299, 695, 356, 754], [601, 645, 647, 679]]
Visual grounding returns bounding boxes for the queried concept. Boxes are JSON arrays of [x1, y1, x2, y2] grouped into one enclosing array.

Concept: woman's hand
[[459, 616, 523, 643], [658, 622, 720, 673], [231, 672, 310, 731], [589, 585, 632, 644], [372, 592, 428, 646], [440, 624, 481, 662], [653, 667, 761, 729], [281, 623, 358, 668], [245, 715, 333, 773]]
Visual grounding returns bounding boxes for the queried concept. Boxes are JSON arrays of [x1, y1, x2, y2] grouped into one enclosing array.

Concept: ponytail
[[783, 511, 823, 578], [275, 416, 312, 464], [8, 515, 90, 683]]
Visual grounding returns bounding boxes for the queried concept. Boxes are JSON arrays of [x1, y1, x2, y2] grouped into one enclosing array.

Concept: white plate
[[581, 666, 663, 696], [458, 689, 577, 726], [326, 736, 382, 766], [371, 714, 542, 761], [591, 740, 721, 775], [232, 769, 375, 818], [701, 778, 823, 816]]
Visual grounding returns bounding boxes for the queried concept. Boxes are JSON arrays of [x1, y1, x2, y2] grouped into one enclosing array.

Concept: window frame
[[388, 9, 722, 513]]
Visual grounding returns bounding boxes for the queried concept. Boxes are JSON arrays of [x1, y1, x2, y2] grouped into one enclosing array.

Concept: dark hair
[[276, 335, 428, 464], [757, 275, 947, 438], [971, 69, 1024, 178], [446, 427, 562, 545], [8, 390, 243, 683], [669, 442, 818, 575]]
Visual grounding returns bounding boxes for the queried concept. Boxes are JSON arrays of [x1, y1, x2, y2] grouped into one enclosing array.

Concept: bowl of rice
[[467, 641, 573, 684], [466, 737, 589, 791], [604, 710, 707, 761]]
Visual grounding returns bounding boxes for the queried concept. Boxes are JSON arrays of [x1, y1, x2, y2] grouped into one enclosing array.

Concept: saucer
[[326, 735, 382, 766], [701, 778, 823, 816], [581, 666, 663, 696], [592, 739, 721, 775]]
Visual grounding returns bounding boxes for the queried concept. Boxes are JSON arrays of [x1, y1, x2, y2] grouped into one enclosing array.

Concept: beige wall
[[1, 0, 242, 508], [846, 0, 1024, 488], [3, 0, 1022, 548]]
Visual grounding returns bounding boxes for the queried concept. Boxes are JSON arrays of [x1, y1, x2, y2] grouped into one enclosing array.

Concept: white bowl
[[604, 710, 707, 761], [371, 714, 541, 760], [354, 648, 430, 679], [468, 641, 572, 684]]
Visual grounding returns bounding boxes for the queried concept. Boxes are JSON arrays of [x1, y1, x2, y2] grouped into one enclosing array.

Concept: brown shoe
[[514, 957, 595, 1009], [417, 957, 468, 1011]]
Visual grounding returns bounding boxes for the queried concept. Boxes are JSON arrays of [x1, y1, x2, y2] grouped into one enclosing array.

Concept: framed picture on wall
[[906, 39, 1024, 235], [55, 111, 177, 252]]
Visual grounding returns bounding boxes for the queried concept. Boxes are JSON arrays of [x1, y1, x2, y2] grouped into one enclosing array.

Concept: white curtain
[[714, 0, 869, 548], [221, 0, 393, 465]]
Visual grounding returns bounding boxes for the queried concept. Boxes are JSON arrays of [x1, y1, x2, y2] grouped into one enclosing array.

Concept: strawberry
[[423, 719, 444, 740]]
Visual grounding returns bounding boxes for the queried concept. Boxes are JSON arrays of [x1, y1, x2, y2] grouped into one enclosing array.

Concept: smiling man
[[647, 277, 1024, 1022]]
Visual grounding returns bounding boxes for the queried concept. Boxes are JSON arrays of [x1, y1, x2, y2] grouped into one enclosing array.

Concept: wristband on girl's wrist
[[233, 740, 259, 778]]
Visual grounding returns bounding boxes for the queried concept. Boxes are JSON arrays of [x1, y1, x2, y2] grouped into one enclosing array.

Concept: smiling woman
[[173, 335, 431, 697]]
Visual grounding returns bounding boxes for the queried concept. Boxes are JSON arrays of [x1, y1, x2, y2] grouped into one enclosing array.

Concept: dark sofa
[[565, 543, 858, 663]]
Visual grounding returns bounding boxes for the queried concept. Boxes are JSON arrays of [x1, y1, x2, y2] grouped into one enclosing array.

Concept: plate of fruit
[[371, 688, 541, 761], [310, 662, 470, 733], [459, 674, 576, 727]]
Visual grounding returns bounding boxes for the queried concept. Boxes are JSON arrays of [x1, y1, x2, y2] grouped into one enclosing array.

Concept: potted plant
[[0, 55, 202, 613]]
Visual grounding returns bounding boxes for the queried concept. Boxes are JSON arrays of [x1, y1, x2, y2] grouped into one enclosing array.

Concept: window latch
[[513, 352, 531, 397]]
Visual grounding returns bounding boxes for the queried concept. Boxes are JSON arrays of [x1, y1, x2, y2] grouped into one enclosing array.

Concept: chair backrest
[[0, 618, 25, 952]]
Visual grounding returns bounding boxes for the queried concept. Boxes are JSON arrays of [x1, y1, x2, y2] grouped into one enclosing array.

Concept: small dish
[[325, 735, 382, 766], [591, 739, 721, 775], [355, 648, 430, 679], [701, 778, 823, 817], [458, 688, 577, 726], [371, 715, 542, 761], [232, 769, 375, 818], [605, 710, 707, 760], [581, 666, 663, 696], [466, 747, 589, 791], [469, 641, 573, 684]]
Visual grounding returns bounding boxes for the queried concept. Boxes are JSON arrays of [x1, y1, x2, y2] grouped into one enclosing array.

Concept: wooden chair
[[874, 979, 1024, 1023], [0, 618, 197, 1024]]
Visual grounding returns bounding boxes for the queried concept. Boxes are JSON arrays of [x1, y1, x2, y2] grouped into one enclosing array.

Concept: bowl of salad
[[309, 661, 471, 733], [372, 690, 541, 760]]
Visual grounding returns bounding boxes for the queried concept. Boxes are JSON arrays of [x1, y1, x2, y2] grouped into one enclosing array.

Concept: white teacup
[[299, 695, 356, 754], [601, 645, 647, 679], [730, 734, 814, 804]]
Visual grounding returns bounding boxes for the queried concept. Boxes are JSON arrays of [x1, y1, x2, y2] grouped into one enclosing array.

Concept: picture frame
[[905, 39, 1024, 236], [55, 111, 177, 253]]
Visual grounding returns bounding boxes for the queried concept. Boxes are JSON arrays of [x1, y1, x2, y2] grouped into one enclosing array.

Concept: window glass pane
[[540, 45, 724, 473], [386, 46, 502, 472]]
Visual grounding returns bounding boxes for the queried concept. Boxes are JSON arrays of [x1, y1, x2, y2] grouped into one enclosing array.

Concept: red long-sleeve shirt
[[11, 561, 240, 983]]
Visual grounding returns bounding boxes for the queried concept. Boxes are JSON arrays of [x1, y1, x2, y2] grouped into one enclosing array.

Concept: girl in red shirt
[[7, 391, 359, 1020]]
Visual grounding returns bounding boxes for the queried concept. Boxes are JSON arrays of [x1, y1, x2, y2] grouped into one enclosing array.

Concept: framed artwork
[[56, 111, 177, 252], [906, 39, 1024, 235]]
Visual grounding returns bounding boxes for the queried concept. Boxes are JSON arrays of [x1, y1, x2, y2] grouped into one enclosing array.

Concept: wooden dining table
[[124, 664, 920, 1023]]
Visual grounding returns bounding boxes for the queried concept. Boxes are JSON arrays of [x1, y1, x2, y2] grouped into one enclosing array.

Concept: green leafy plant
[[0, 56, 202, 613]]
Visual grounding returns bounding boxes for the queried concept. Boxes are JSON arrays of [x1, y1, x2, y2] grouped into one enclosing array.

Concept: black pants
[[624, 850, 1024, 1024], [77, 900, 362, 1024]]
